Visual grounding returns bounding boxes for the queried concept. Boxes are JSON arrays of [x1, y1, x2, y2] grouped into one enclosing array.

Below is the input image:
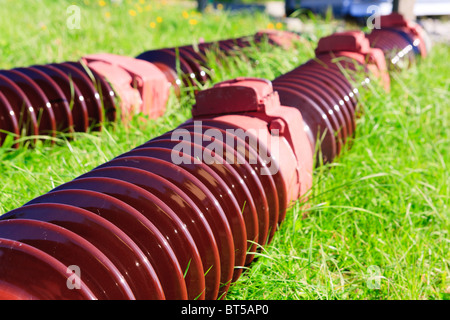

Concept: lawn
[[0, 0, 449, 300]]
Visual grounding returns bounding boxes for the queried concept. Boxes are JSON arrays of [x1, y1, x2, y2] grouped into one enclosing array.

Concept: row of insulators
[[0, 13, 428, 300], [0, 62, 117, 146], [0, 18, 427, 148], [0, 31, 296, 147]]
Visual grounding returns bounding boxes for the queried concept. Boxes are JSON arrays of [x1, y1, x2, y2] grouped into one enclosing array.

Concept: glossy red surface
[[183, 119, 287, 223], [143, 138, 257, 267], [300, 59, 356, 92], [0, 70, 56, 138], [152, 131, 271, 252], [31, 65, 89, 132], [274, 73, 355, 131], [289, 67, 358, 118], [0, 22, 427, 301], [178, 45, 209, 68], [82, 54, 170, 119], [367, 29, 415, 67], [51, 63, 103, 127], [13, 67, 74, 133], [2, 203, 164, 300], [0, 238, 97, 300], [0, 91, 19, 145], [276, 73, 354, 138], [289, 72, 355, 135], [191, 78, 312, 204], [0, 74, 38, 138], [172, 47, 208, 84], [65, 61, 117, 122], [136, 49, 195, 87], [273, 84, 337, 163], [273, 79, 344, 154], [114, 146, 236, 297], [95, 155, 222, 299], [179, 123, 280, 244]]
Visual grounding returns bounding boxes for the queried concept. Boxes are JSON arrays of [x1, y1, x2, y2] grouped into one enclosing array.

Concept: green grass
[[0, 0, 449, 300]]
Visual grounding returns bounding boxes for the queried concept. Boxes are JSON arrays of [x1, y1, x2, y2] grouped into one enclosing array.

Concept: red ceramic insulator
[[315, 31, 390, 91], [136, 31, 303, 95], [92, 154, 224, 299], [0, 219, 136, 299], [50, 63, 104, 127], [0, 77, 313, 300], [0, 70, 56, 140], [367, 29, 416, 69], [50, 176, 207, 300], [365, 13, 428, 70], [0, 15, 429, 299], [0, 238, 97, 300], [63, 61, 118, 122], [0, 31, 301, 146], [0, 91, 19, 145], [2, 203, 165, 299], [192, 77, 313, 206], [24, 189, 188, 300], [378, 13, 428, 58], [273, 63, 356, 156], [31, 64, 91, 132], [0, 53, 172, 146], [83, 54, 170, 120], [0, 60, 120, 146], [135, 48, 197, 92], [271, 30, 391, 164], [0, 74, 39, 140], [254, 30, 302, 49], [13, 67, 75, 133]]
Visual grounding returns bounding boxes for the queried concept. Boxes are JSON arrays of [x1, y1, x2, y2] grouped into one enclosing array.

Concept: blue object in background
[[285, 0, 450, 18]]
